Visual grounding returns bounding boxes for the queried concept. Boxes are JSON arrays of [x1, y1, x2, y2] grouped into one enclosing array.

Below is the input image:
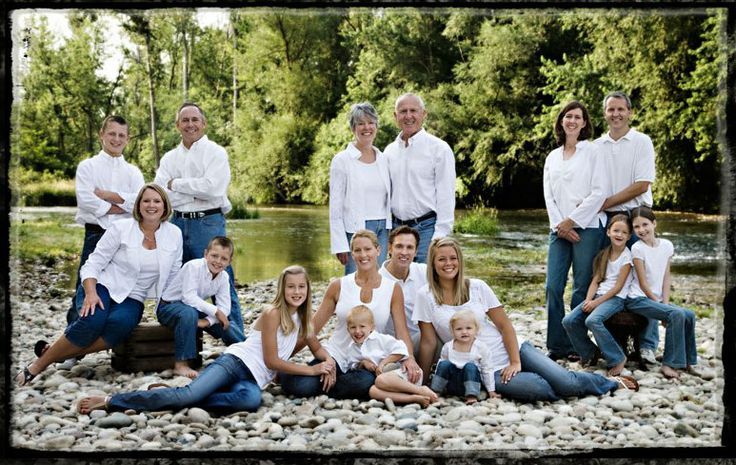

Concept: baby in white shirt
[[345, 305, 438, 407], [430, 309, 498, 404]]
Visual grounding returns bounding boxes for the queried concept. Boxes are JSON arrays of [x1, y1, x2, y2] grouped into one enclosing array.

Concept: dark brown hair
[[554, 100, 593, 146]]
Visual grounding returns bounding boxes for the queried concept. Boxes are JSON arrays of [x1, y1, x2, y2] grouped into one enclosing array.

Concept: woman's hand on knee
[[80, 293, 104, 318], [500, 362, 521, 384]]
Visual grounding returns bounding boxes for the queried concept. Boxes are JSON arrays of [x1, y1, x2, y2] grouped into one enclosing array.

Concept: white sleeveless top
[[323, 273, 395, 372], [225, 311, 301, 388]]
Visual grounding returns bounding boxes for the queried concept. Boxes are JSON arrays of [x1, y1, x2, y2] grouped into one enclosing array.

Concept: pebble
[[9, 274, 723, 451]]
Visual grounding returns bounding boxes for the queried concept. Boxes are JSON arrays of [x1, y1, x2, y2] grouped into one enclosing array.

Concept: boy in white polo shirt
[[158, 236, 242, 378], [346, 305, 438, 407]]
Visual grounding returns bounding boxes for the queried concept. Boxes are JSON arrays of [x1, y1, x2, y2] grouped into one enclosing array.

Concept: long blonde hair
[[592, 214, 631, 284], [426, 237, 469, 306], [271, 265, 312, 339]]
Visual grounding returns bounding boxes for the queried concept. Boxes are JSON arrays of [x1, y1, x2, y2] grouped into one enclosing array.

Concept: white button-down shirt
[[74, 151, 145, 229], [329, 142, 392, 254], [161, 257, 231, 326], [384, 129, 456, 238], [80, 218, 182, 304], [543, 140, 609, 230], [154, 135, 232, 213], [438, 338, 496, 392], [595, 128, 656, 212], [379, 261, 427, 348], [345, 331, 409, 371]]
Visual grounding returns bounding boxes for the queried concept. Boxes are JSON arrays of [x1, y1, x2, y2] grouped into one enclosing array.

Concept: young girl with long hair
[[77, 266, 334, 414], [625, 206, 713, 379], [562, 214, 634, 376]]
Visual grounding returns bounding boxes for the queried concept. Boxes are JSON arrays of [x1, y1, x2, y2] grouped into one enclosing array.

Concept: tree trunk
[[230, 18, 237, 125], [142, 36, 159, 167], [182, 29, 189, 101]]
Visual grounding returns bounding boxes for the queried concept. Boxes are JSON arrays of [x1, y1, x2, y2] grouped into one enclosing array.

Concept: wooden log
[[604, 311, 649, 370], [111, 322, 202, 373]]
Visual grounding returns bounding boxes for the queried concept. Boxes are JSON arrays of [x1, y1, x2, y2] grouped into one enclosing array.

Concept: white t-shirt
[[128, 248, 159, 302], [628, 239, 674, 301], [413, 278, 514, 373], [596, 248, 633, 298], [225, 311, 300, 388], [345, 331, 409, 370], [354, 161, 388, 220], [379, 261, 427, 349], [438, 338, 496, 392]]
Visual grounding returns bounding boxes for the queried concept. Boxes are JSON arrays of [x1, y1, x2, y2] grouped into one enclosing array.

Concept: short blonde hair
[[132, 183, 172, 223], [347, 305, 375, 327], [449, 310, 479, 333], [350, 229, 379, 250]]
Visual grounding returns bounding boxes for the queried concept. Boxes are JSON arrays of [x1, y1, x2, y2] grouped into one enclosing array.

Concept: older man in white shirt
[[384, 93, 456, 263], [595, 90, 658, 364], [61, 116, 144, 369], [155, 103, 244, 343]]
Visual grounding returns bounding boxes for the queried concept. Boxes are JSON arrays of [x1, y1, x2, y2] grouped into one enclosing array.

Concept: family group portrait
[[6, 4, 728, 458]]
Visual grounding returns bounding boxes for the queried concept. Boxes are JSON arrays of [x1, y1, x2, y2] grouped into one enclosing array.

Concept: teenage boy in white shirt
[[158, 236, 240, 378]]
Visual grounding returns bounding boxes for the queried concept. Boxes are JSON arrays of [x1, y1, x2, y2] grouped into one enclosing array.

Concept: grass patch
[[10, 218, 82, 262], [454, 206, 499, 235], [11, 170, 76, 207]]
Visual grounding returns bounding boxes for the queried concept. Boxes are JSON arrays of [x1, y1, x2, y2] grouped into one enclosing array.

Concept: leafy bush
[[454, 206, 499, 235], [11, 169, 76, 207]]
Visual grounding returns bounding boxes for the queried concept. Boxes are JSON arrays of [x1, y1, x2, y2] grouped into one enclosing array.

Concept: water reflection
[[11, 206, 723, 286]]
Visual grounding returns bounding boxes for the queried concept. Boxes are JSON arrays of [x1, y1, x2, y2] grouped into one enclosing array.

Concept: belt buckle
[[197, 211, 205, 218]]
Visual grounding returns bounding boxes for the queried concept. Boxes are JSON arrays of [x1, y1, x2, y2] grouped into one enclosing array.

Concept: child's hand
[[197, 318, 210, 329], [215, 309, 230, 330], [487, 390, 502, 399], [582, 299, 597, 313], [375, 362, 385, 375], [359, 359, 377, 373]]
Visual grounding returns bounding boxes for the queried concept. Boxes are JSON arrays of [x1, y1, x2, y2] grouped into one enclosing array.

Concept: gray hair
[[348, 102, 379, 131], [602, 91, 632, 111], [176, 102, 207, 123], [395, 93, 425, 111]]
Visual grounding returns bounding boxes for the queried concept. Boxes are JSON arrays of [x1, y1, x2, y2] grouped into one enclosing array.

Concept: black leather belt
[[394, 211, 437, 227], [173, 208, 222, 219], [84, 223, 105, 234]]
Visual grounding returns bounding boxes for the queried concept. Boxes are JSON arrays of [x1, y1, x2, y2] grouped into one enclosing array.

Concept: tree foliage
[[12, 8, 725, 212]]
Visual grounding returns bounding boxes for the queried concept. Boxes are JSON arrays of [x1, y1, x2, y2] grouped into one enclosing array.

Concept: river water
[[12, 206, 722, 286]]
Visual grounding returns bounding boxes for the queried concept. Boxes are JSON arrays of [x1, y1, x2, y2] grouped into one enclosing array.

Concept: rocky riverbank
[[9, 260, 723, 453]]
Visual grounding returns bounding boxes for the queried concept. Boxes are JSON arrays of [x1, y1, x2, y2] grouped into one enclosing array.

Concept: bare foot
[[197, 319, 210, 329], [607, 357, 627, 377], [78, 396, 108, 414], [408, 394, 431, 408], [419, 386, 439, 403], [173, 362, 199, 379], [465, 395, 478, 405], [661, 364, 681, 379]]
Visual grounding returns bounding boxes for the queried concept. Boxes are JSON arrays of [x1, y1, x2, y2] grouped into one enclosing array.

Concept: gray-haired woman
[[329, 102, 392, 274]]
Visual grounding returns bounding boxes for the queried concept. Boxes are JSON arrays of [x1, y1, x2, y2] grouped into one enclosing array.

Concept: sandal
[[15, 366, 37, 387], [147, 382, 171, 390], [612, 375, 639, 392], [34, 340, 50, 358]]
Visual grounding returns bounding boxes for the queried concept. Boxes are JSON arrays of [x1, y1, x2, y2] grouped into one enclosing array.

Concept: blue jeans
[[279, 359, 376, 400], [67, 227, 105, 324], [65, 283, 144, 348], [392, 215, 436, 264], [156, 301, 244, 361], [562, 296, 626, 368], [109, 353, 261, 413], [430, 360, 482, 397], [625, 297, 697, 368], [344, 219, 389, 275], [494, 342, 618, 402], [171, 213, 244, 341], [545, 227, 604, 357]]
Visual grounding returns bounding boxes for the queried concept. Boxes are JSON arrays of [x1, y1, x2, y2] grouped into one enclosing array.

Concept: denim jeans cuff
[[464, 380, 481, 397]]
